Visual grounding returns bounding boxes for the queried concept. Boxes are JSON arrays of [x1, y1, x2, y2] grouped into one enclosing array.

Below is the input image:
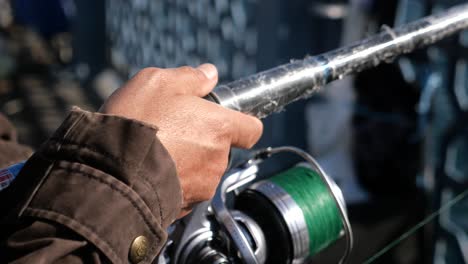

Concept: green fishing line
[[270, 166, 343, 256], [364, 188, 468, 264]]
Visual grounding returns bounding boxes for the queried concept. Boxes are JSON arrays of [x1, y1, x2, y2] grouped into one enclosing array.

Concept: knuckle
[[177, 66, 196, 76], [136, 67, 172, 93], [177, 66, 193, 73], [208, 113, 231, 141], [178, 66, 207, 82], [137, 67, 162, 77], [216, 124, 233, 145], [219, 118, 233, 135]]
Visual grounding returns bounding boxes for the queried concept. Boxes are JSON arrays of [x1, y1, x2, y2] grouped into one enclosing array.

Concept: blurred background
[[0, 0, 467, 263]]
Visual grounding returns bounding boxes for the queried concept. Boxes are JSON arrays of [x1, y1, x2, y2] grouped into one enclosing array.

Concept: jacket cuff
[[18, 108, 182, 263]]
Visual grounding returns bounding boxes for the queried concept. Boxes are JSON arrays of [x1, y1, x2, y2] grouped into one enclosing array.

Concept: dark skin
[[99, 64, 263, 217]]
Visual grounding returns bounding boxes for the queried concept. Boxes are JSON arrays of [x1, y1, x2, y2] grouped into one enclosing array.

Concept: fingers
[[197, 100, 263, 149], [169, 64, 218, 97], [118, 64, 262, 150], [227, 109, 263, 149], [128, 64, 217, 97]]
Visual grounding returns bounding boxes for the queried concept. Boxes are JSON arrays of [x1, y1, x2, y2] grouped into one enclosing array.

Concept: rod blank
[[210, 3, 468, 118]]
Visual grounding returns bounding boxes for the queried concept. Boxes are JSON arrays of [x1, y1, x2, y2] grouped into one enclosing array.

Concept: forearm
[[0, 108, 182, 264]]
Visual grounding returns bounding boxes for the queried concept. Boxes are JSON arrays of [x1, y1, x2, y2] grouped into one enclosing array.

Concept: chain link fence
[[106, 0, 258, 81]]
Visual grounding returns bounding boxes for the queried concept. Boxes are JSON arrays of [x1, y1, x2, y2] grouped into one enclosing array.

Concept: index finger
[[169, 64, 219, 97], [227, 109, 263, 149]]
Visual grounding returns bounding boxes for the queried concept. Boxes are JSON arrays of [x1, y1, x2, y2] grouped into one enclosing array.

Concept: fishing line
[[364, 188, 468, 264], [269, 166, 343, 256]]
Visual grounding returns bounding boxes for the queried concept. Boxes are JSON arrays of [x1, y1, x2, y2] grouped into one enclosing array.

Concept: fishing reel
[[158, 147, 353, 264]]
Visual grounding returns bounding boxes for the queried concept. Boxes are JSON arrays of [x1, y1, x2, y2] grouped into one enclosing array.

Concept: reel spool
[[236, 166, 346, 263], [234, 147, 353, 264]]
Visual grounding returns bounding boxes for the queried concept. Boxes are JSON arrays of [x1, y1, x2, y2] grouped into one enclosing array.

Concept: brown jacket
[[0, 108, 183, 264]]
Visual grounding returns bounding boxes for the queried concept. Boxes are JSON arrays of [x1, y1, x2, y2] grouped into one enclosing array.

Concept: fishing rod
[[207, 3, 468, 118], [159, 3, 468, 264]]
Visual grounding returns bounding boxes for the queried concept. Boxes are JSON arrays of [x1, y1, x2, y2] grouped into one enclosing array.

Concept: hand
[[99, 64, 263, 217]]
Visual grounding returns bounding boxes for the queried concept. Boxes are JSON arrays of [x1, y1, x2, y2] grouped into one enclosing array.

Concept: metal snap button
[[129, 235, 149, 263]]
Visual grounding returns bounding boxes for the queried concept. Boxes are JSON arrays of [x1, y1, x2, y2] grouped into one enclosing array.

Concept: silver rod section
[[210, 3, 468, 118]]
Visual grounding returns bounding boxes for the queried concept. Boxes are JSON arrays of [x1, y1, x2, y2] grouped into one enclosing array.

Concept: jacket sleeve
[[0, 108, 183, 264]]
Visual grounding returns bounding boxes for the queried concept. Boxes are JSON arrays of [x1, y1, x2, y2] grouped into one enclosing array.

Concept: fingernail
[[197, 63, 218, 80]]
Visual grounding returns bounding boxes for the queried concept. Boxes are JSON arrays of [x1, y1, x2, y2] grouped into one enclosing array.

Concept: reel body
[[159, 147, 353, 264]]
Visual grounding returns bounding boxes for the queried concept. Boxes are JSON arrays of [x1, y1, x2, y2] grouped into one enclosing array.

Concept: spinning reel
[[159, 146, 353, 264]]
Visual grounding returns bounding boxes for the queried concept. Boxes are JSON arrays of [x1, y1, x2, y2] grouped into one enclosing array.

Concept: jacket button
[[129, 235, 149, 263]]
